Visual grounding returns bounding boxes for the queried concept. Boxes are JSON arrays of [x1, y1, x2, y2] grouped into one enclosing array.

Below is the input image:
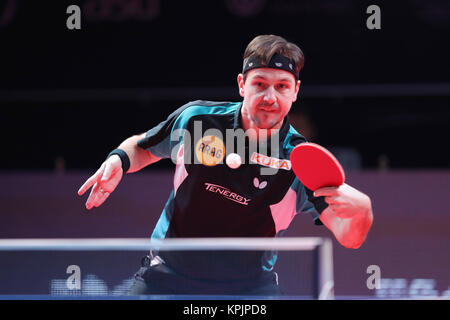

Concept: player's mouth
[[257, 105, 278, 113]]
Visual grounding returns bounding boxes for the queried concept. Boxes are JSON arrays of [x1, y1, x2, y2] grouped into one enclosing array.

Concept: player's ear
[[237, 73, 245, 97], [292, 80, 301, 102]]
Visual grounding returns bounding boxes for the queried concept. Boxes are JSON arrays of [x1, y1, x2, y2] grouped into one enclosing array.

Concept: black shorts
[[128, 255, 282, 296]]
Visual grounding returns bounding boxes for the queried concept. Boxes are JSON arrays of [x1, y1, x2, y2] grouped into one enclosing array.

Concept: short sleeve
[[137, 101, 199, 159]]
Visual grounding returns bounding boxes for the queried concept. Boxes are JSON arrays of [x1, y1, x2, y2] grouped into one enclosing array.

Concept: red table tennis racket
[[290, 142, 345, 191]]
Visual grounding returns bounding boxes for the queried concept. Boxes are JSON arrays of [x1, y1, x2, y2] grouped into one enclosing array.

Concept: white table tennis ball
[[226, 153, 242, 169]]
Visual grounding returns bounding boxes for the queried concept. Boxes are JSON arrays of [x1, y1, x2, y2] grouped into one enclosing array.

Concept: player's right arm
[[78, 100, 203, 210], [77, 133, 161, 210]]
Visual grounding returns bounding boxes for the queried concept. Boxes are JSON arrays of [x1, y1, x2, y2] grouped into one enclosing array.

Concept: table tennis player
[[78, 34, 373, 295]]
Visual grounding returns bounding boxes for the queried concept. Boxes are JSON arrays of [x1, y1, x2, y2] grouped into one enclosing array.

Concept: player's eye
[[253, 82, 265, 89]]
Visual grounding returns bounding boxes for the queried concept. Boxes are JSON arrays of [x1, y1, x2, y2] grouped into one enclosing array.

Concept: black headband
[[242, 53, 299, 80]]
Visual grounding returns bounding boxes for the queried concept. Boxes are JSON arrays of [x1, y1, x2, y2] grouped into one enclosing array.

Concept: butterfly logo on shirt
[[253, 177, 268, 189]]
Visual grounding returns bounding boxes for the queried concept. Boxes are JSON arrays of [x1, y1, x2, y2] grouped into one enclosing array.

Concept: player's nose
[[263, 86, 276, 104]]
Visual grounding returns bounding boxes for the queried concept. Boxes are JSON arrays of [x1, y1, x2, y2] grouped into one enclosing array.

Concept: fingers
[[94, 188, 111, 208], [79, 157, 123, 210], [314, 186, 339, 198], [101, 159, 117, 184], [85, 182, 100, 210], [82, 160, 122, 210], [77, 175, 97, 196], [78, 163, 105, 196], [324, 196, 351, 218], [85, 182, 111, 210], [319, 183, 372, 220], [324, 203, 353, 219], [324, 196, 342, 205]]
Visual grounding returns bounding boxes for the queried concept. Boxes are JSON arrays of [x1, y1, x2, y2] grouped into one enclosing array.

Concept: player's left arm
[[315, 183, 373, 249]]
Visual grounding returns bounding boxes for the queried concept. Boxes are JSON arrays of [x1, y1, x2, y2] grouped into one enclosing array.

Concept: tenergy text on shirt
[[204, 183, 251, 205]]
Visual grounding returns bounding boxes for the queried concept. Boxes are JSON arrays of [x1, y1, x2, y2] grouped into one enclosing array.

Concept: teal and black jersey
[[137, 100, 326, 281]]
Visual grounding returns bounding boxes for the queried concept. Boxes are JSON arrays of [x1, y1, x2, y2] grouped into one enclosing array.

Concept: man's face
[[238, 68, 300, 131]]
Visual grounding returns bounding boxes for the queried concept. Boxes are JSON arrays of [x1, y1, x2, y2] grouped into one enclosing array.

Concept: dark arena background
[[0, 0, 449, 301]]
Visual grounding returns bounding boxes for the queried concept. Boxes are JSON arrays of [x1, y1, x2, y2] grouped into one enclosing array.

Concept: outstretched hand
[[78, 155, 123, 210], [314, 183, 372, 219]]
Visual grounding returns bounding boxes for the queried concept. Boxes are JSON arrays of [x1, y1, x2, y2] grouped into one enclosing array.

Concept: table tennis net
[[0, 237, 334, 300]]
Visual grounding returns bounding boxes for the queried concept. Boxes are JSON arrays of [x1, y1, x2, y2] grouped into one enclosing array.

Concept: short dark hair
[[242, 35, 304, 82]]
